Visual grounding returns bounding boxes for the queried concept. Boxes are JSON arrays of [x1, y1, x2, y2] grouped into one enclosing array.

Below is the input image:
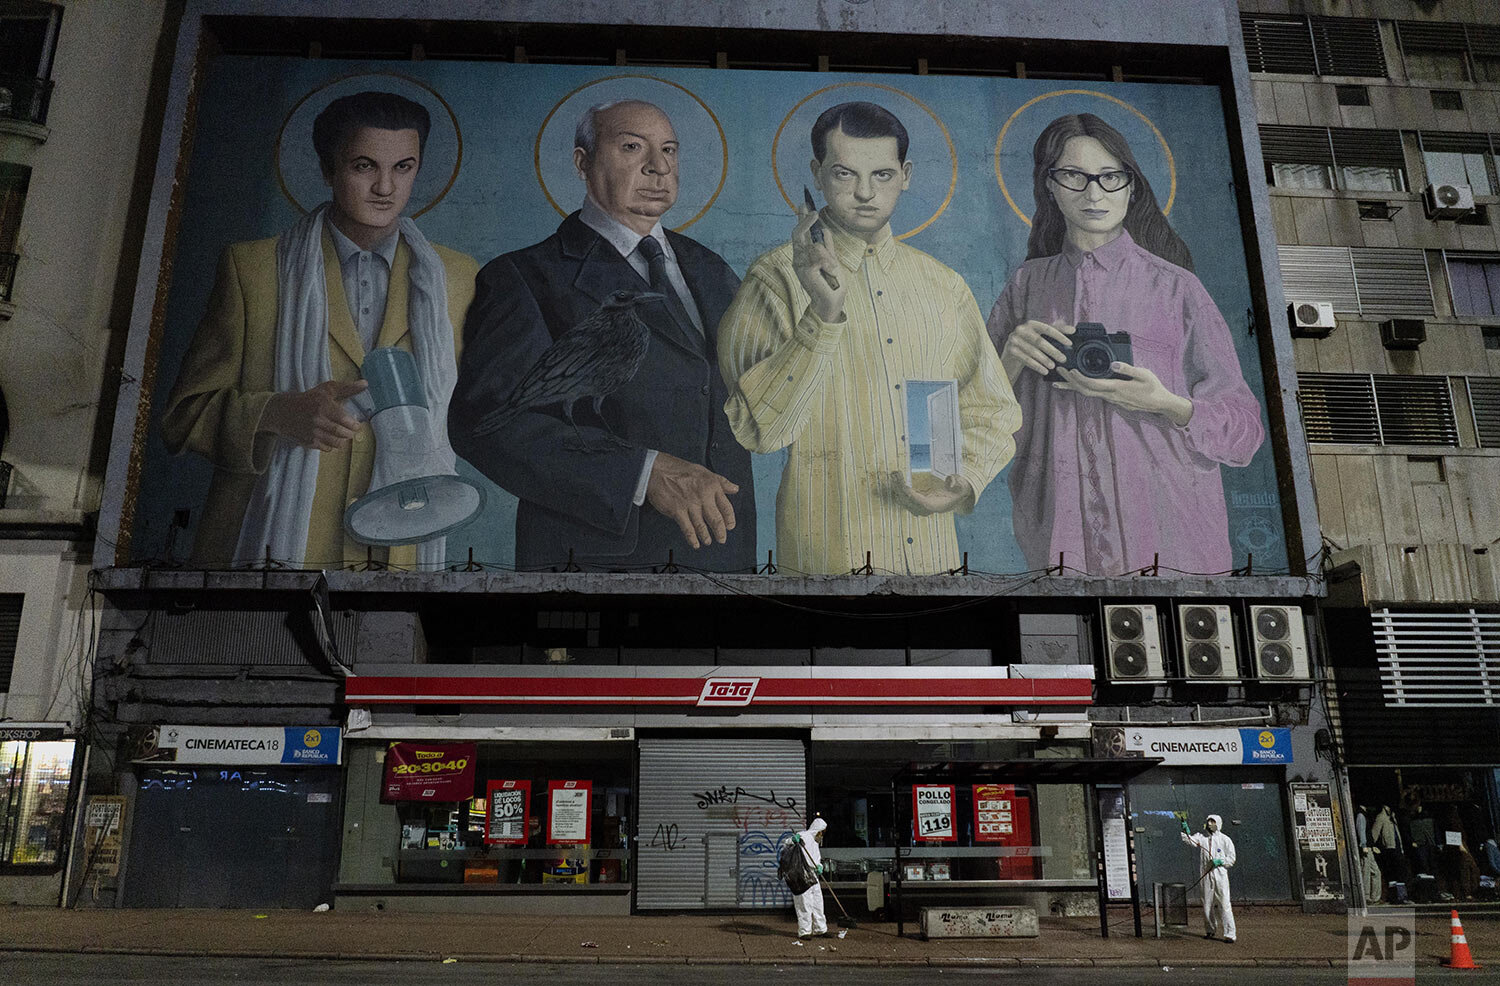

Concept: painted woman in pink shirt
[[986, 113, 1264, 577]]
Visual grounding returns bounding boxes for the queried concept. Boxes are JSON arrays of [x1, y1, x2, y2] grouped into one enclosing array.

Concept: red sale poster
[[547, 779, 592, 846], [484, 779, 531, 845]]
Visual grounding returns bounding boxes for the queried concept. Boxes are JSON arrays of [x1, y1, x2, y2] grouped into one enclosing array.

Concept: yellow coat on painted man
[[161, 228, 477, 569]]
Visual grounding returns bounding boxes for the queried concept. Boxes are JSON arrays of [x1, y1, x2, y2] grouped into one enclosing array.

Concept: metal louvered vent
[[0, 594, 20, 693], [1418, 131, 1493, 155], [1469, 26, 1500, 59], [1298, 373, 1379, 444], [1278, 246, 1359, 312], [1350, 249, 1435, 315], [1373, 375, 1458, 446], [1373, 608, 1500, 707], [1468, 377, 1500, 447], [1331, 129, 1406, 170], [148, 609, 358, 666], [1241, 15, 1318, 74], [1397, 21, 1469, 53], [1261, 125, 1334, 164], [1312, 17, 1387, 78]]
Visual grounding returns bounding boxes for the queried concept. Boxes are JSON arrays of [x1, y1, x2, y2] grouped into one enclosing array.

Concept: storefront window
[[384, 742, 632, 888], [1348, 766, 1500, 905], [0, 739, 75, 867]]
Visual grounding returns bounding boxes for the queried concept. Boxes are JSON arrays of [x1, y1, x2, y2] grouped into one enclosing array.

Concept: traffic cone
[[1444, 909, 1482, 969]]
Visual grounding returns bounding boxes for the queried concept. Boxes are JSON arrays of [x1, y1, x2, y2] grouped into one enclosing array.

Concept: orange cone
[[1444, 909, 1482, 969]]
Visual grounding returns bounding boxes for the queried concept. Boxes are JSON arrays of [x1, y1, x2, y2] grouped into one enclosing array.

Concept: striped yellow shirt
[[718, 216, 1020, 575]]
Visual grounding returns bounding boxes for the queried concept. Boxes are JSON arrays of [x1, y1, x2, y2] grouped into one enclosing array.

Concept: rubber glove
[[1181, 821, 1191, 835], [1212, 858, 1225, 868], [816, 864, 824, 875], [792, 833, 802, 844]]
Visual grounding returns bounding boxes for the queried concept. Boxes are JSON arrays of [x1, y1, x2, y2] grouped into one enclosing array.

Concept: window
[[0, 2, 61, 126], [1298, 373, 1458, 446], [1240, 14, 1386, 78], [1430, 90, 1464, 111], [1468, 377, 1500, 447], [1419, 133, 1496, 196], [1446, 254, 1500, 317], [1278, 246, 1434, 316], [1261, 126, 1406, 192], [1372, 609, 1500, 707], [0, 738, 74, 867], [1358, 201, 1398, 221], [1407, 456, 1445, 483], [1336, 85, 1370, 107], [1482, 326, 1500, 351], [0, 163, 28, 301], [1397, 21, 1471, 81], [0, 593, 17, 690]]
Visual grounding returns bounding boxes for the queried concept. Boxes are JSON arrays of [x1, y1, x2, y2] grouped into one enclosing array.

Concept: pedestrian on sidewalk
[[1181, 813, 1236, 943], [791, 817, 829, 938]]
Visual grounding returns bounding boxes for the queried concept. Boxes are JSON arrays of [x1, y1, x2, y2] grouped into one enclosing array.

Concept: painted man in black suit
[[450, 99, 756, 571]]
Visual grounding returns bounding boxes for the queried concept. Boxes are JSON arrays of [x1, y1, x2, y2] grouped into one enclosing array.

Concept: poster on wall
[[484, 779, 531, 845], [973, 783, 1014, 842], [83, 795, 126, 878], [1290, 781, 1345, 902], [548, 779, 593, 845], [120, 55, 1287, 581], [913, 784, 956, 842], [381, 741, 476, 802]]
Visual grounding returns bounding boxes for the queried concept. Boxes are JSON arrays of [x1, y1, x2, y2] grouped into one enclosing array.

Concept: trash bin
[[1153, 882, 1189, 937]]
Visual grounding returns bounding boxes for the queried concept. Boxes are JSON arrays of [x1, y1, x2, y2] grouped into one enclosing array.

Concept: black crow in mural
[[470, 290, 662, 449]]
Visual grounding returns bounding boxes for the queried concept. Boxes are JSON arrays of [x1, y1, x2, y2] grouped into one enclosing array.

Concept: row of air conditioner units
[[1102, 603, 1311, 682], [1287, 301, 1426, 348]]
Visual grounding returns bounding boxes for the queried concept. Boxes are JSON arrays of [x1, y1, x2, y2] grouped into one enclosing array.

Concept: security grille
[[1373, 608, 1500, 707], [0, 594, 19, 693], [1277, 246, 1433, 315], [1469, 377, 1500, 447], [1298, 373, 1457, 446]]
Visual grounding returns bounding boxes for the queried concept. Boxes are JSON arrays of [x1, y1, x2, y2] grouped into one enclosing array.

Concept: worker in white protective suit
[[1181, 813, 1237, 943], [791, 817, 828, 938]]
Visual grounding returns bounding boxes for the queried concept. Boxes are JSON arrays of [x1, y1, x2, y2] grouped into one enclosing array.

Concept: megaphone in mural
[[344, 347, 483, 547]]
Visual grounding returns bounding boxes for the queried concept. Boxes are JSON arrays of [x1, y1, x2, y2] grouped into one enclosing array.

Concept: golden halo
[[993, 89, 1176, 226], [771, 82, 956, 241], [533, 75, 728, 232], [274, 71, 463, 219]]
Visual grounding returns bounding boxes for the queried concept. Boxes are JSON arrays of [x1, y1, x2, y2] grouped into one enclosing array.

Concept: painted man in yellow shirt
[[718, 101, 1020, 575]]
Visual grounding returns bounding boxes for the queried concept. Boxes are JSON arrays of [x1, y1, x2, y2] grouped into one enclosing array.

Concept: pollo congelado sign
[[382, 741, 478, 802]]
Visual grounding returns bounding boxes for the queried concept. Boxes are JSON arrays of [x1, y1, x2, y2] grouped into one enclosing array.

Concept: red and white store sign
[[344, 669, 1091, 707]]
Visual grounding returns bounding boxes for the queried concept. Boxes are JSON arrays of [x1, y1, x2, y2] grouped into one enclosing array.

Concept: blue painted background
[[131, 57, 1288, 576]]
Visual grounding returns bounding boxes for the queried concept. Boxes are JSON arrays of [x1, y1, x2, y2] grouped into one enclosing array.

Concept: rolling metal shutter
[[1350, 249, 1435, 315], [636, 736, 806, 910], [1240, 15, 1317, 75], [1396, 20, 1468, 54], [1261, 125, 1333, 165], [1330, 129, 1406, 171], [1311, 17, 1387, 78], [1467, 377, 1500, 447]]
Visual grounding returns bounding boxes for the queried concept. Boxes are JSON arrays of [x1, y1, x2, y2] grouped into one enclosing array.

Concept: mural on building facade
[[128, 60, 1286, 579]]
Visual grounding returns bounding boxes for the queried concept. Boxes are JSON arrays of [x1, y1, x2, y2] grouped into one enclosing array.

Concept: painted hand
[[1053, 363, 1194, 427], [647, 452, 739, 549], [1000, 319, 1073, 383], [263, 379, 369, 452], [791, 204, 847, 323], [886, 471, 975, 517]]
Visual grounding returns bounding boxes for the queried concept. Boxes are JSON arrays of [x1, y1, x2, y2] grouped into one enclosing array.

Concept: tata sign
[[154, 725, 342, 766], [697, 678, 760, 707], [1123, 726, 1291, 766]]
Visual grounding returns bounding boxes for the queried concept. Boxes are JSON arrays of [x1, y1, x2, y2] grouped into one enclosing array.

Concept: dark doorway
[[123, 766, 341, 908]]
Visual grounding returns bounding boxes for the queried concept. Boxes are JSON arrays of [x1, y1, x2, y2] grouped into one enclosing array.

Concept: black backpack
[[777, 835, 817, 895]]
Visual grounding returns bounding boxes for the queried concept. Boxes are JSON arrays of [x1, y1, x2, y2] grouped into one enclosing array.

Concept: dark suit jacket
[[450, 212, 756, 572]]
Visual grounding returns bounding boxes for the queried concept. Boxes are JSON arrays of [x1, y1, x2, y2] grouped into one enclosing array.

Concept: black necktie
[[636, 235, 670, 292], [636, 236, 699, 337]]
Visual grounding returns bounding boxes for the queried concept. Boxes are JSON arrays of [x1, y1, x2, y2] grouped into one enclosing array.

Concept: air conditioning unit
[[1248, 605, 1311, 680], [1287, 300, 1335, 337], [1425, 182, 1474, 219], [1102, 604, 1164, 680], [1380, 318, 1426, 350], [1177, 604, 1238, 680]]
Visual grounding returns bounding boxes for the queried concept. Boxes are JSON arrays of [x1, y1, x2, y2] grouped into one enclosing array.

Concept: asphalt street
[[3, 955, 1495, 986]]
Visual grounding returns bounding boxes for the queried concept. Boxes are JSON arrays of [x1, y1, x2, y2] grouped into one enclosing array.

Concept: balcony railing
[[0, 75, 53, 127], [0, 253, 16, 303]]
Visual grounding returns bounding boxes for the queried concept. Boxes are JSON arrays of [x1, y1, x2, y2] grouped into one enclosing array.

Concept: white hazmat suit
[[1181, 813, 1236, 942], [792, 817, 828, 937]]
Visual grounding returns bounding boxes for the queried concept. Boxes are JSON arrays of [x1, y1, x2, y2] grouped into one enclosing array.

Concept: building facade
[[73, 0, 1346, 921], [1244, 0, 1500, 908], [0, 0, 171, 906]]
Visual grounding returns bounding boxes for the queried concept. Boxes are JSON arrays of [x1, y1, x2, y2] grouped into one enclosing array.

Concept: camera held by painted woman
[[1046, 321, 1133, 382]]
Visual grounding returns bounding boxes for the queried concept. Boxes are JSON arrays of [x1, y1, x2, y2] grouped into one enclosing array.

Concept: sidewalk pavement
[[0, 904, 1495, 968]]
